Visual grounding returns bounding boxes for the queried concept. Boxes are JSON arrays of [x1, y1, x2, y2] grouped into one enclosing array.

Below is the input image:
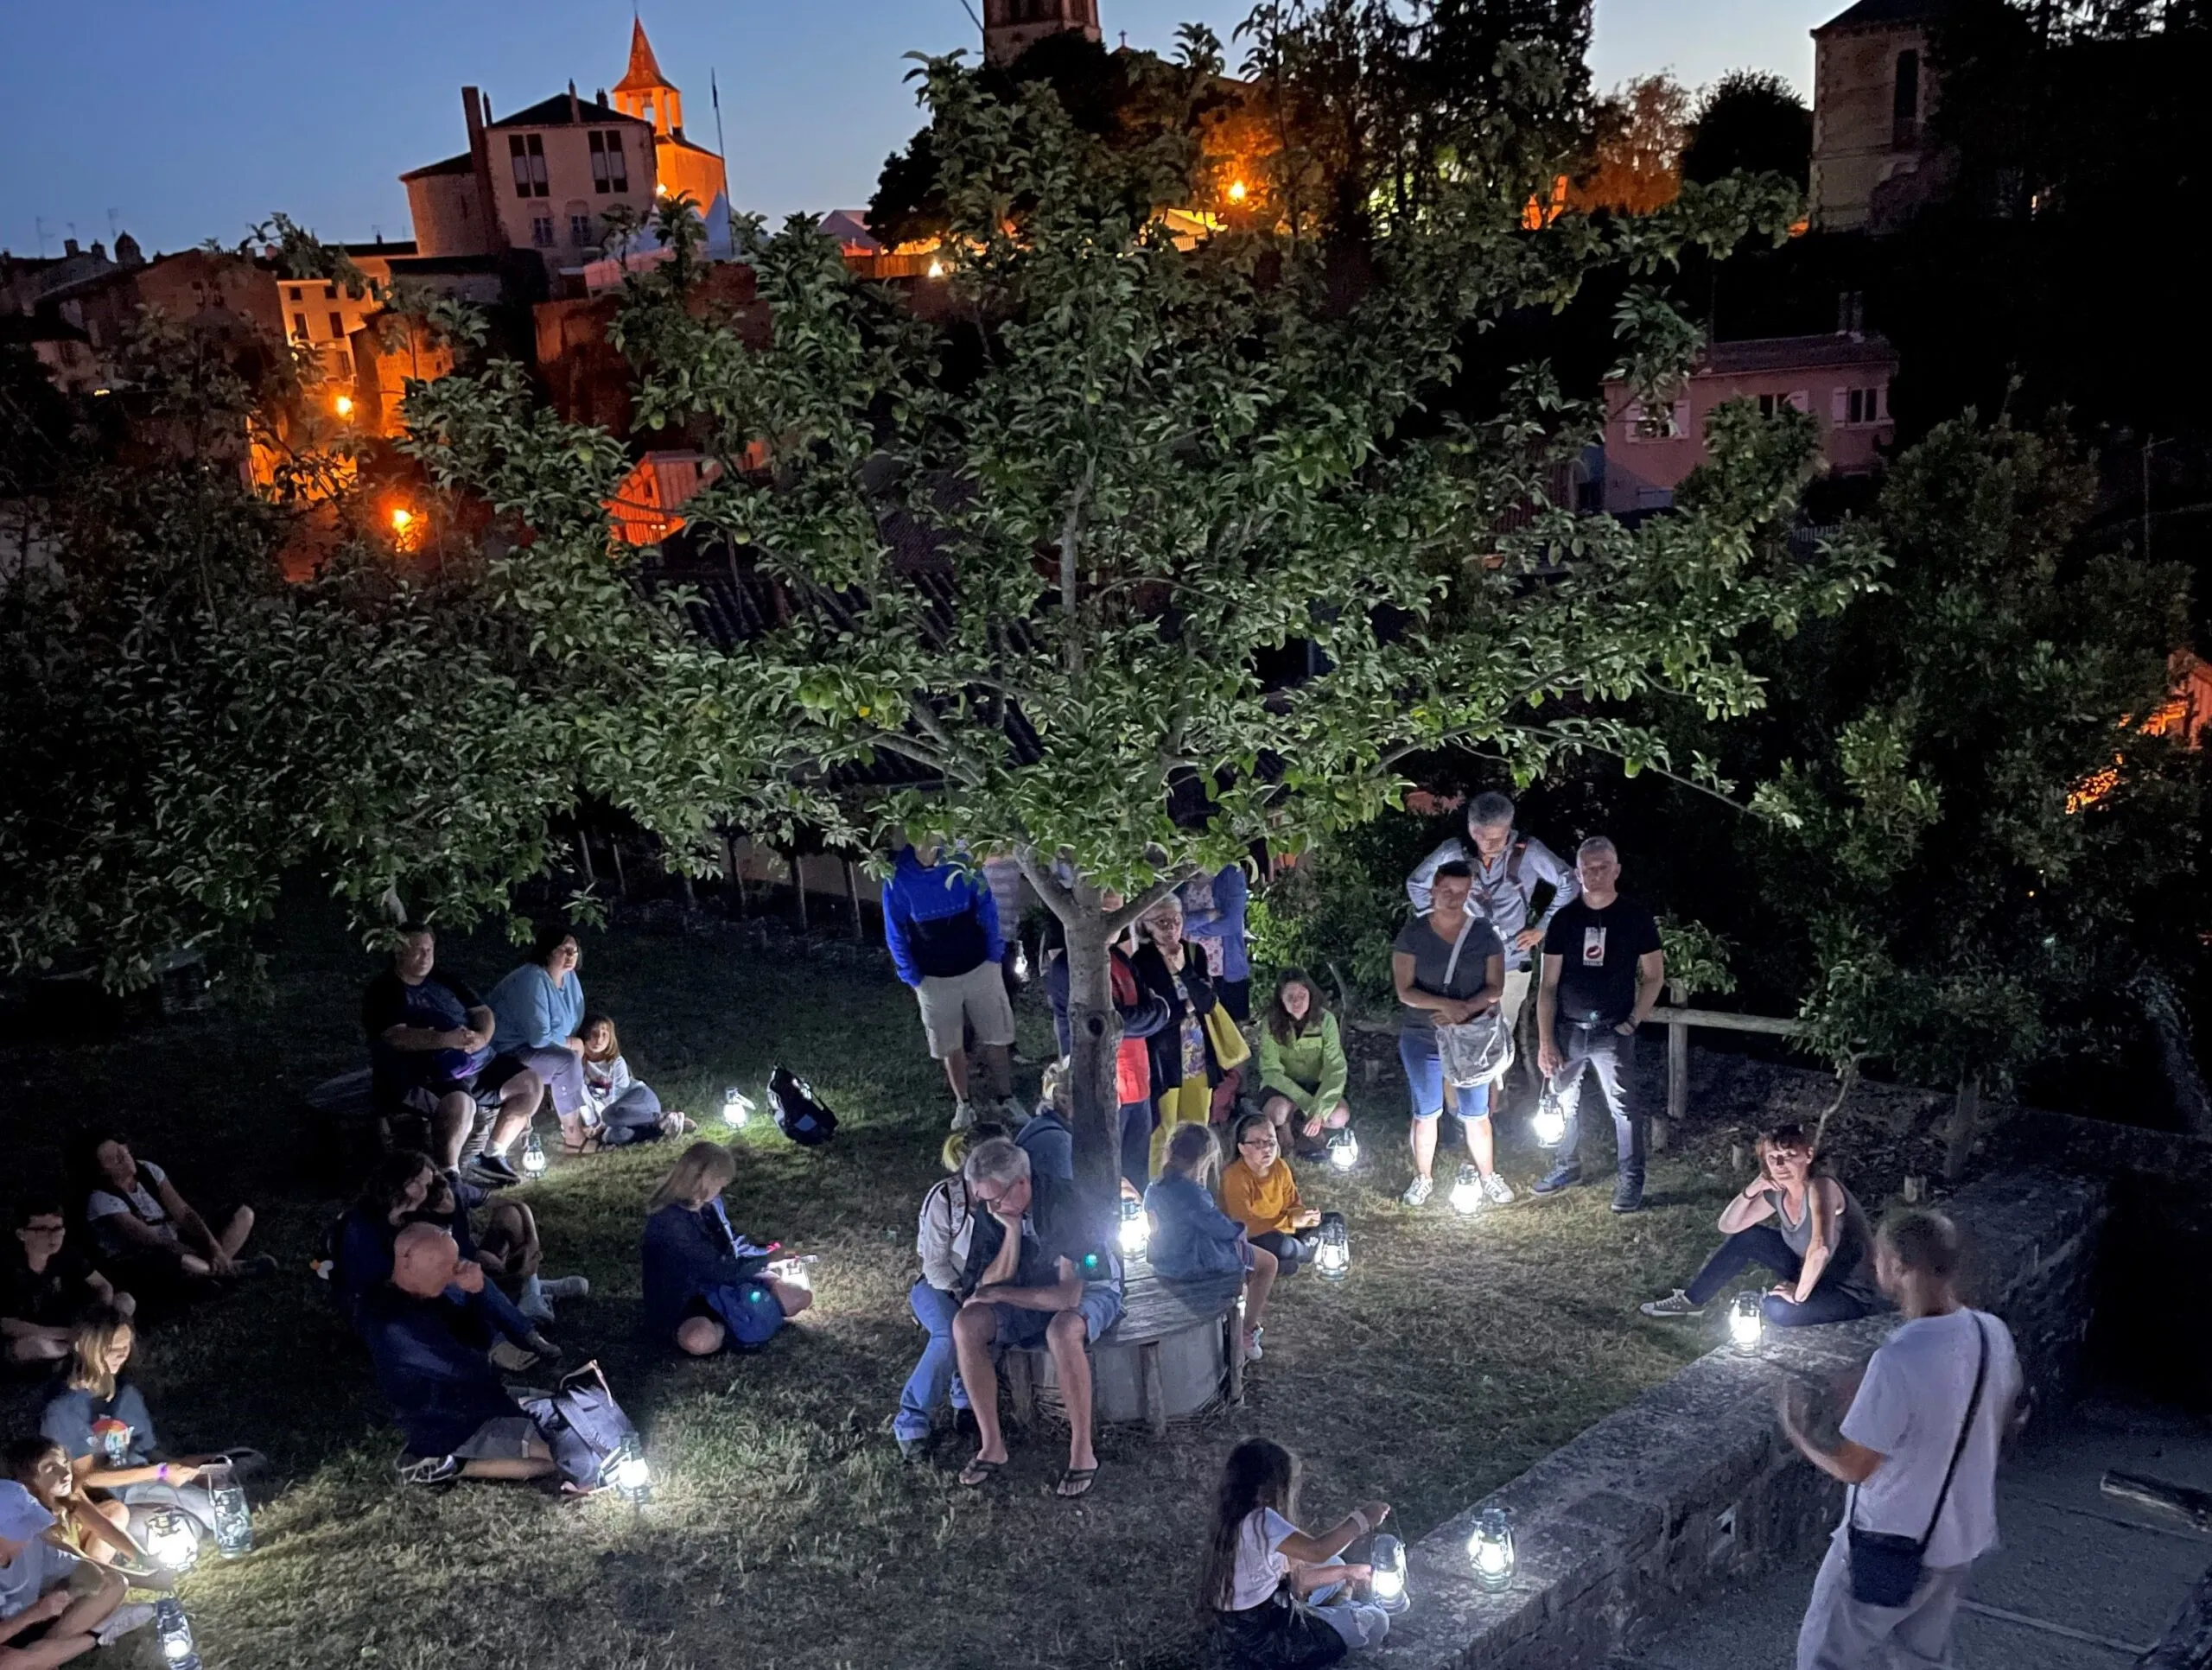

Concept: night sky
[[0, 1, 1846, 259]]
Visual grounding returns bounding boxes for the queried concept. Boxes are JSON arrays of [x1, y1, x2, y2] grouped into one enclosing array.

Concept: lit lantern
[[1469, 1506, 1516, 1590], [604, 1434, 652, 1505], [332, 393, 354, 418], [205, 1457, 252, 1559], [1369, 1533, 1409, 1613], [1228, 180, 1249, 203], [1327, 1127, 1359, 1172], [389, 507, 413, 534], [1012, 942, 1032, 982], [1450, 1163, 1483, 1216], [155, 1598, 201, 1670], [926, 257, 946, 279], [1118, 1197, 1150, 1259], [721, 1086, 753, 1129], [1729, 1292, 1764, 1355], [1530, 1092, 1567, 1150], [1314, 1211, 1351, 1281], [520, 1127, 548, 1178], [142, 1508, 200, 1574]]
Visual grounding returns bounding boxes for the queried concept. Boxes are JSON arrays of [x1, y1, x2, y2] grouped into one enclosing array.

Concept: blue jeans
[[1552, 1021, 1643, 1188], [595, 1083, 665, 1146], [1684, 1225, 1879, 1326], [894, 1279, 969, 1441], [1397, 1030, 1491, 1121]]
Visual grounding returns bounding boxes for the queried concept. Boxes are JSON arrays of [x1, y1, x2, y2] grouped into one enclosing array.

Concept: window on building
[[288, 285, 303, 302], [1892, 50, 1921, 149], [323, 284, 337, 301], [1833, 385, 1886, 426], [292, 312, 308, 340], [531, 215, 556, 248], [334, 350, 352, 378], [1625, 398, 1687, 441], [588, 130, 629, 194], [510, 132, 549, 197], [1758, 391, 1811, 419], [327, 311, 345, 339], [569, 213, 594, 247]]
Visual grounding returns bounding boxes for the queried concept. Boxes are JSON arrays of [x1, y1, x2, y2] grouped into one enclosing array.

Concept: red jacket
[[1112, 949, 1152, 1107]]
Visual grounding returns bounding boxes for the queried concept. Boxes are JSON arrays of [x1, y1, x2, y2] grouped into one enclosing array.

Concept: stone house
[[1810, 0, 1951, 232]]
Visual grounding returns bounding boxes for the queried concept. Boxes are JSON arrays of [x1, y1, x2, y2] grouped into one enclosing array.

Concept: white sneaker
[[540, 1275, 589, 1301], [1482, 1172, 1516, 1205], [1400, 1175, 1433, 1207], [94, 1603, 156, 1646], [1244, 1326, 1264, 1362], [950, 1101, 977, 1131]]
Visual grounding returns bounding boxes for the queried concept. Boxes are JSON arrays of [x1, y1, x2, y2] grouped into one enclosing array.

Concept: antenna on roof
[[711, 68, 736, 255]]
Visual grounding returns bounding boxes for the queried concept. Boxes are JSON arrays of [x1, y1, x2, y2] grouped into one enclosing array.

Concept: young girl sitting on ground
[[574, 1015, 691, 1152], [1146, 1125, 1280, 1363], [1202, 1438, 1393, 1667], [3, 1438, 144, 1572]]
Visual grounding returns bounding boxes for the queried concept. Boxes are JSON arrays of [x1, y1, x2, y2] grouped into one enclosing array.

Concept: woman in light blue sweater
[[1145, 1124, 1280, 1364], [482, 923, 588, 1167]]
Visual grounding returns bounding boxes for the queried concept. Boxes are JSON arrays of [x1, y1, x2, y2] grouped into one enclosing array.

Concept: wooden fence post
[[575, 833, 596, 889], [1661, 1016, 1688, 1153], [845, 859, 865, 942], [608, 838, 629, 899], [790, 852, 809, 934]]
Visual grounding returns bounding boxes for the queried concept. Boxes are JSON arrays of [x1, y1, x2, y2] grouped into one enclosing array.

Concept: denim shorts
[[993, 1280, 1124, 1349], [1397, 1029, 1492, 1121]]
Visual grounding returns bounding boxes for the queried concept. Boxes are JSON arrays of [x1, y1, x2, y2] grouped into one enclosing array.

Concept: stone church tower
[[609, 18, 727, 210], [982, 0, 1102, 67]]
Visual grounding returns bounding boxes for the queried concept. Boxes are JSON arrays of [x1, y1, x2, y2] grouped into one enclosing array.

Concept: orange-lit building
[[983, 0, 1100, 67], [607, 20, 728, 213]]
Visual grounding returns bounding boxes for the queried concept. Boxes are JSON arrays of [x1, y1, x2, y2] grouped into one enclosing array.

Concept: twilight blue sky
[[0, 1, 1845, 259]]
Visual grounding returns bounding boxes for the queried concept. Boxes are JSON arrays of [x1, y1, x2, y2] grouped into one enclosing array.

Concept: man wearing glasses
[[3, 1205, 130, 1368]]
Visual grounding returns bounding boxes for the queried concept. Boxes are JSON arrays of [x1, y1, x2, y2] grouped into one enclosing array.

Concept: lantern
[[1468, 1506, 1516, 1590], [1729, 1292, 1764, 1355], [155, 1598, 201, 1670], [1012, 942, 1032, 983], [1117, 1196, 1150, 1259], [1369, 1533, 1409, 1613], [1314, 1211, 1351, 1281], [1327, 1127, 1360, 1172], [721, 1086, 753, 1130], [1530, 1090, 1567, 1150], [206, 1457, 252, 1559], [142, 1508, 200, 1574], [603, 1434, 652, 1505], [520, 1127, 548, 1178], [1450, 1163, 1483, 1216]]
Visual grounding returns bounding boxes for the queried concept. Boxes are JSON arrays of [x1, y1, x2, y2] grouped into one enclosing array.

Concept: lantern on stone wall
[[1118, 1196, 1150, 1259], [1729, 1292, 1764, 1355], [1450, 1163, 1483, 1216], [142, 1508, 200, 1574], [1468, 1506, 1516, 1590], [721, 1086, 753, 1130], [155, 1599, 201, 1670], [520, 1127, 548, 1178], [1314, 1211, 1351, 1280], [1369, 1533, 1409, 1613], [1530, 1088, 1567, 1149], [1327, 1126, 1360, 1172]]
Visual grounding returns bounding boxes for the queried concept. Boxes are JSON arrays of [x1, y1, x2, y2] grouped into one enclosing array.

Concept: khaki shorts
[[915, 962, 1017, 1058]]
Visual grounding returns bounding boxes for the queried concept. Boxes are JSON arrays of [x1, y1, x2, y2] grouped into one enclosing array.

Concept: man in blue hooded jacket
[[883, 837, 1024, 1129]]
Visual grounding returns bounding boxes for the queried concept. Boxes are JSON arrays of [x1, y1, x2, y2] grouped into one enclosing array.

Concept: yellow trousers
[[1147, 1075, 1213, 1177]]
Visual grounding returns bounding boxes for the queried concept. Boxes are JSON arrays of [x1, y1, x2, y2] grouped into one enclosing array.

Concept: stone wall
[[1367, 1168, 2109, 1670]]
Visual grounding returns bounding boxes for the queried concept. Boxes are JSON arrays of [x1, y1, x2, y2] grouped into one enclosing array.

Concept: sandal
[[560, 1125, 605, 1157], [1054, 1465, 1098, 1499], [957, 1457, 1006, 1489]]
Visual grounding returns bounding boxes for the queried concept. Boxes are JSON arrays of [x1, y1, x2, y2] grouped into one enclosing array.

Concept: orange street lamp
[[1228, 181, 1248, 203], [333, 394, 354, 419], [390, 507, 414, 533], [926, 257, 946, 279]]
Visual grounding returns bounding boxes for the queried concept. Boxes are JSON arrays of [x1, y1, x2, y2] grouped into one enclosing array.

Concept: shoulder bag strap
[[1440, 913, 1474, 991], [1916, 1315, 1992, 1552]]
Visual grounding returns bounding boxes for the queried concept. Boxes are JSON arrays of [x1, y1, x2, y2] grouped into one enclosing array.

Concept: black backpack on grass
[[767, 1064, 836, 1146]]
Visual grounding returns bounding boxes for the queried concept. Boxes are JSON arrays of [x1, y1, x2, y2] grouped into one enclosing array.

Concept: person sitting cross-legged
[[1147, 1123, 1279, 1365], [1641, 1122, 1882, 1328], [361, 1223, 561, 1488], [1254, 971, 1351, 1160], [1219, 1116, 1322, 1280], [0, 1480, 143, 1670], [952, 1138, 1122, 1498], [4, 1207, 130, 1372], [575, 1015, 690, 1151], [1202, 1438, 1392, 1665], [71, 1133, 271, 1307], [642, 1143, 812, 1358]]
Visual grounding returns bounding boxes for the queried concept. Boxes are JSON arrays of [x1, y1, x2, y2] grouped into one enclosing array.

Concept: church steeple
[[612, 17, 682, 137]]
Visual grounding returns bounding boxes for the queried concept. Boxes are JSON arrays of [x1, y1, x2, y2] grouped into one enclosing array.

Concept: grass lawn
[[0, 904, 1745, 1670]]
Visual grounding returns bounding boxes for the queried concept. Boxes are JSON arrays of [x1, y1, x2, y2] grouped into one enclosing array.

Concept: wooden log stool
[[1004, 1264, 1244, 1438]]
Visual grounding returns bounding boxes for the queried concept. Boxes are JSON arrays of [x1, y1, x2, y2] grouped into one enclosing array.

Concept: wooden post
[[1662, 1017, 1688, 1152], [791, 852, 809, 934], [575, 833, 596, 888], [1943, 1076, 1981, 1182], [609, 838, 629, 899], [844, 859, 865, 942]]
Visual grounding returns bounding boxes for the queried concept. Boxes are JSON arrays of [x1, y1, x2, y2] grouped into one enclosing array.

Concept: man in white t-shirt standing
[[1780, 1210, 2026, 1670]]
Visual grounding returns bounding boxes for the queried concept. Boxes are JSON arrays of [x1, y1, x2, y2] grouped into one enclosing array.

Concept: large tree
[[407, 32, 1865, 1214], [1681, 70, 1812, 192]]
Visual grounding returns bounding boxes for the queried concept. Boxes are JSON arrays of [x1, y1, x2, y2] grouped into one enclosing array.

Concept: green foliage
[[1658, 918, 1736, 1000], [1681, 70, 1812, 192], [1249, 816, 1448, 1010]]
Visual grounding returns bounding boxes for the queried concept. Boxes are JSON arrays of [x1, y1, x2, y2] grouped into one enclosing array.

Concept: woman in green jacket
[[1255, 970, 1352, 1159]]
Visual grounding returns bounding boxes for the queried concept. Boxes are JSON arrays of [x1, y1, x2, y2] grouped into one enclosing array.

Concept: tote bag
[[1433, 918, 1512, 1087]]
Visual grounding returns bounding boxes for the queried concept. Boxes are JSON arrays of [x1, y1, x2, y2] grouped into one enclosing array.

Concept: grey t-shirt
[[1392, 912, 1503, 1033]]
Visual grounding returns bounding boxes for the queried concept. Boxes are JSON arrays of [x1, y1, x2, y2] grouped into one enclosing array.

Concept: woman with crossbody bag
[[1389, 863, 1510, 1209]]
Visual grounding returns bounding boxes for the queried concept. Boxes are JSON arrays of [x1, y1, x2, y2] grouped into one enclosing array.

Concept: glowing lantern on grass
[[1469, 1506, 1516, 1589], [142, 1508, 199, 1574], [1730, 1292, 1764, 1355], [156, 1599, 201, 1669], [1450, 1163, 1483, 1216], [721, 1086, 753, 1129], [1314, 1211, 1350, 1280], [1530, 1091, 1567, 1150], [1370, 1533, 1408, 1612], [206, 1457, 252, 1559], [604, 1435, 652, 1505], [1327, 1127, 1359, 1172], [520, 1127, 548, 1178], [1118, 1197, 1150, 1259]]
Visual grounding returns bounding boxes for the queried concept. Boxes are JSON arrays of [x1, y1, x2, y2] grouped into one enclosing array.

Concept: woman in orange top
[[1218, 1114, 1323, 1277]]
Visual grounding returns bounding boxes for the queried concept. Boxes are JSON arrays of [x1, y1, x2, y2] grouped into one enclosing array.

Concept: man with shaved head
[[361, 1223, 556, 1487]]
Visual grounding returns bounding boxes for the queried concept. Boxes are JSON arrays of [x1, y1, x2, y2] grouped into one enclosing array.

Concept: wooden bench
[[1004, 1263, 1244, 1438]]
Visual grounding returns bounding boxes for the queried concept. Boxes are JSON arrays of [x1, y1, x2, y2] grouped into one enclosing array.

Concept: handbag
[[1433, 917, 1513, 1087], [1846, 1316, 1990, 1607], [1203, 1001, 1252, 1073]]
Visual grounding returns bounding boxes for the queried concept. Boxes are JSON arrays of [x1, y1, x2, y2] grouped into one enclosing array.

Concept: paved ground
[[1620, 1400, 2212, 1668]]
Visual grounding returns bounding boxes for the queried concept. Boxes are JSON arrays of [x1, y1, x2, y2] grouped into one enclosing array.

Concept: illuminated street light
[[333, 394, 355, 419], [1228, 181, 1248, 203]]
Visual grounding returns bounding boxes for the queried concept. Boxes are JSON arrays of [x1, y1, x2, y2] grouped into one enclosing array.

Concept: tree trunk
[[1061, 903, 1122, 1230]]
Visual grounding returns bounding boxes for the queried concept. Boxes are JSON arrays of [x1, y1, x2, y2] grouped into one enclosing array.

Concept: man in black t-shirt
[[1534, 837, 1665, 1213], [950, 1139, 1122, 1500], [3, 1204, 126, 1368]]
